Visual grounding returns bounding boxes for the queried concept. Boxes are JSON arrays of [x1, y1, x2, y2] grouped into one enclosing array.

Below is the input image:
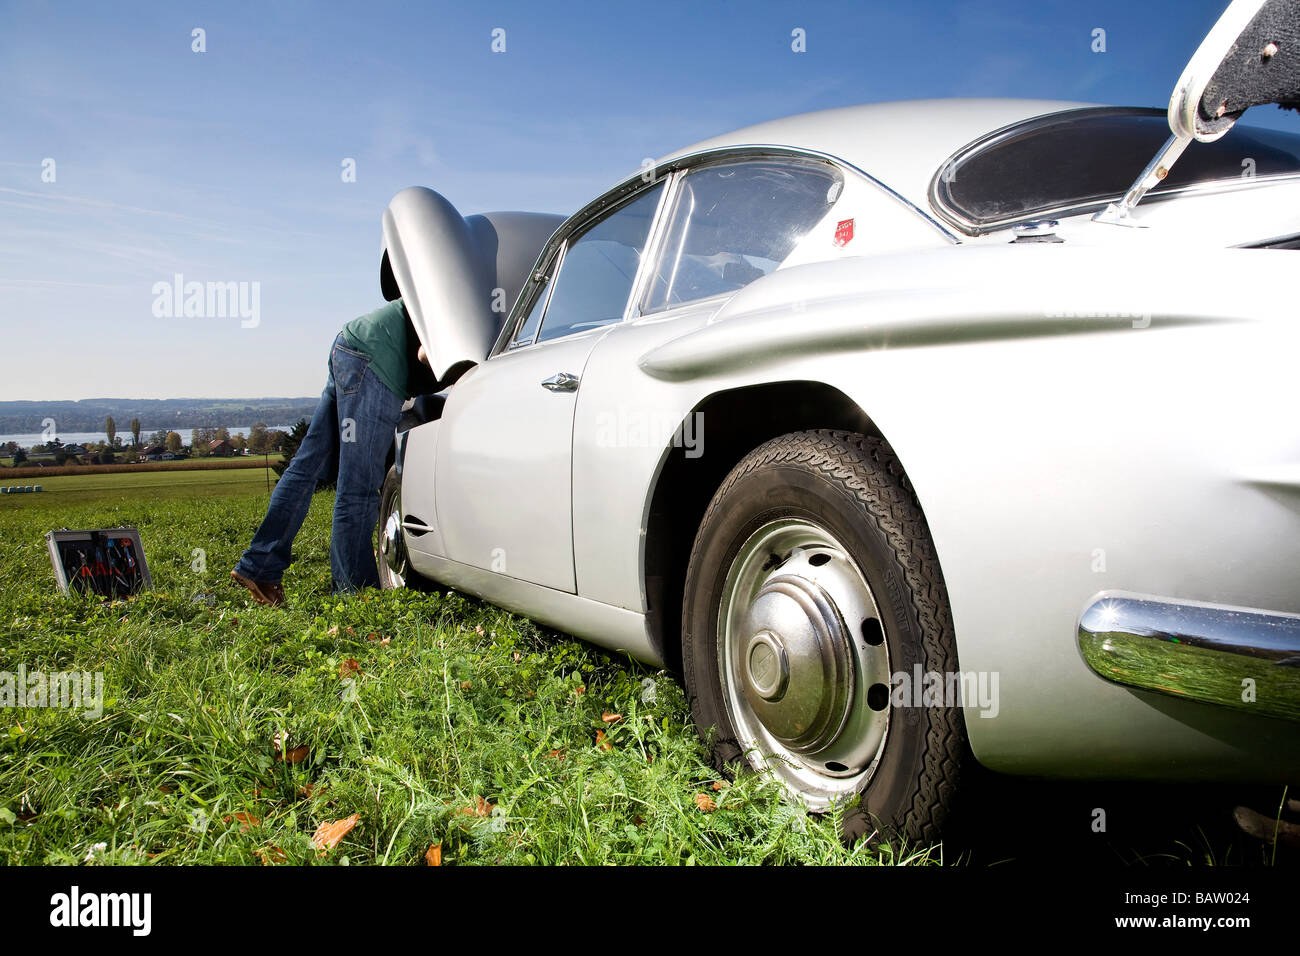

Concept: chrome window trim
[[928, 105, 1300, 236], [507, 244, 565, 351], [624, 169, 682, 321]]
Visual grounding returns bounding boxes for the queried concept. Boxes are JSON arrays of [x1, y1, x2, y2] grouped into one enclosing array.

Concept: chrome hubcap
[[719, 519, 890, 810], [379, 491, 407, 589]]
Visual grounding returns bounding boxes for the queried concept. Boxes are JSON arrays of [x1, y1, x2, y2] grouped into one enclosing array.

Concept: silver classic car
[[375, 0, 1300, 842]]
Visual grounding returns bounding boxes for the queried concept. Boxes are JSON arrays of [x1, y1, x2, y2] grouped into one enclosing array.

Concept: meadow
[[0, 468, 902, 865], [0, 470, 1289, 866]]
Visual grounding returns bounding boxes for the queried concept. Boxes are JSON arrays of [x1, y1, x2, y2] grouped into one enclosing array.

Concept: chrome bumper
[[1078, 592, 1300, 722]]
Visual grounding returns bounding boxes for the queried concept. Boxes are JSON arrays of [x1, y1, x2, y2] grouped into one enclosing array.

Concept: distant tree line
[[3, 419, 288, 468]]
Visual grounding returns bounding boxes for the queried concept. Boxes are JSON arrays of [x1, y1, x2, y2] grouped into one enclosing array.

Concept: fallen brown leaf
[[459, 680, 472, 691], [459, 796, 495, 817], [255, 845, 288, 866], [425, 843, 442, 866], [339, 658, 361, 680], [313, 813, 359, 851], [275, 744, 309, 765], [223, 812, 260, 832], [575, 685, 586, 695], [595, 730, 612, 752], [694, 793, 717, 812], [601, 712, 623, 723]]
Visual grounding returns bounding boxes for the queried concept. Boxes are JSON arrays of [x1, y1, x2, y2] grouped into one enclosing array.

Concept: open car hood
[[381, 187, 562, 382], [1096, 0, 1300, 224], [1171, 0, 1300, 142]]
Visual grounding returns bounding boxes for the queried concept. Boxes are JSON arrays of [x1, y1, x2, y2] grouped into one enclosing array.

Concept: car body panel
[[433, 328, 608, 592], [394, 86, 1300, 781]]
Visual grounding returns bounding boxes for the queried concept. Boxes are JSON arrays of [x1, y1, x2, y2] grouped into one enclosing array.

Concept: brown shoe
[[230, 570, 286, 607]]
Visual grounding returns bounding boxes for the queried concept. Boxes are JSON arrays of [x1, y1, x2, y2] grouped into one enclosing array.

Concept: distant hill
[[0, 398, 319, 434]]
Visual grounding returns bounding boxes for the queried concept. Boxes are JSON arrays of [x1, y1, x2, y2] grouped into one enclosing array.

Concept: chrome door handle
[[541, 372, 580, 392]]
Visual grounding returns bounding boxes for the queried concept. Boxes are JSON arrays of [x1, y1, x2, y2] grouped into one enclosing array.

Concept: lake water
[[0, 426, 298, 447]]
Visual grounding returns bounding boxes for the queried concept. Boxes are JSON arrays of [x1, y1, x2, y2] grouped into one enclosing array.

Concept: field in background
[[0, 467, 278, 508], [0, 471, 1290, 865], [0, 454, 285, 480]]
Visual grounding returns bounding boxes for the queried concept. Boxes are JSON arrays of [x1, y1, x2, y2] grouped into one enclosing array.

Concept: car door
[[434, 181, 667, 592]]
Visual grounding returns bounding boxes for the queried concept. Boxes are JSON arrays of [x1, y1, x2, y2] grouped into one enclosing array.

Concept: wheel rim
[[378, 480, 408, 589], [717, 518, 891, 811]]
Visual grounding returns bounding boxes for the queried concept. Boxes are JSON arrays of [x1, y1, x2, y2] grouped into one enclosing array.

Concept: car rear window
[[931, 106, 1300, 233]]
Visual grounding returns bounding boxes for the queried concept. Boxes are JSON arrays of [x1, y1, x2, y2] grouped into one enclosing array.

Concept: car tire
[[681, 429, 966, 846], [376, 464, 437, 592]]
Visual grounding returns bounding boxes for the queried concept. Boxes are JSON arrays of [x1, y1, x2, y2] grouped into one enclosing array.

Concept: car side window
[[534, 182, 664, 344], [642, 159, 842, 314]]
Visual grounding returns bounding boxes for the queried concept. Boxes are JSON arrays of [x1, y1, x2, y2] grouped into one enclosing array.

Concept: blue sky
[[0, 0, 1290, 400]]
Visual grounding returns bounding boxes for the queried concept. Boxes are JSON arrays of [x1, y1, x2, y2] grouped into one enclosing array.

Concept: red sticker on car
[[834, 218, 854, 247]]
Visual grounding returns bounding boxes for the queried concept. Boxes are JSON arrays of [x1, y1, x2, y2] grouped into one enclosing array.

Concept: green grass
[[0, 471, 922, 865], [0, 467, 278, 508]]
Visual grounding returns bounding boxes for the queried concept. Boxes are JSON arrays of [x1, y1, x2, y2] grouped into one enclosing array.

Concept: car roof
[[657, 98, 1097, 215]]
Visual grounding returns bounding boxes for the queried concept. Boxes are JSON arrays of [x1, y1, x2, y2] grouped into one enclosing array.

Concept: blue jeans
[[234, 331, 403, 592]]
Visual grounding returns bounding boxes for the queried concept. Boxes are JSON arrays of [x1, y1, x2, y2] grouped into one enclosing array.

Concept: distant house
[[139, 443, 166, 461], [61, 443, 88, 457], [208, 439, 236, 457]]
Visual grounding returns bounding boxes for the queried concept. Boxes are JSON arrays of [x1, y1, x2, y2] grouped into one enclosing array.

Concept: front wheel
[[376, 464, 435, 591], [681, 430, 966, 845]]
